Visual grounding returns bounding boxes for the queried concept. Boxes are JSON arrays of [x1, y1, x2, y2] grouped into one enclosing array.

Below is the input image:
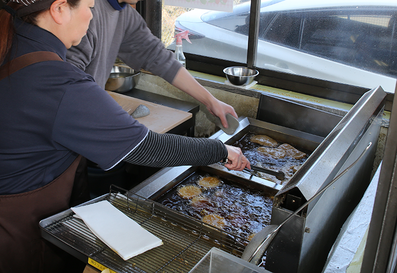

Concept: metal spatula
[[241, 142, 372, 265]]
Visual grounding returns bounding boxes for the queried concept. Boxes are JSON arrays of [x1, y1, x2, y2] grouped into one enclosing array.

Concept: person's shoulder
[[64, 62, 96, 83], [121, 4, 141, 18], [42, 59, 96, 85], [93, 0, 137, 15], [90, 0, 115, 19], [93, 0, 110, 11]]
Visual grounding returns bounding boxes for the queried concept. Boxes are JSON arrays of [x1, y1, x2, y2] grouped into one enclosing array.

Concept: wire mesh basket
[[40, 185, 248, 272]]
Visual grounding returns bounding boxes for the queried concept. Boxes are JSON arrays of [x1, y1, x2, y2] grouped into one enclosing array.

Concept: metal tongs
[[244, 165, 285, 180], [220, 160, 285, 180]]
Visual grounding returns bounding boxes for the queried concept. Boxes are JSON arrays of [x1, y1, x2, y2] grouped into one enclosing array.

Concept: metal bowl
[[223, 66, 259, 86], [105, 65, 141, 93]]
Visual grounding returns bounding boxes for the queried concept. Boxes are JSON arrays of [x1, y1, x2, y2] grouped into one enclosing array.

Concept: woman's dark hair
[[0, 2, 19, 65], [0, 0, 80, 65]]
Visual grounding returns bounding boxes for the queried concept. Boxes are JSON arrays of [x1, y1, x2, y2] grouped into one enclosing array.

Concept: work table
[[121, 88, 199, 136]]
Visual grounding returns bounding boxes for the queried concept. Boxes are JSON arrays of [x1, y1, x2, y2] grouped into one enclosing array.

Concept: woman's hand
[[224, 145, 250, 171]]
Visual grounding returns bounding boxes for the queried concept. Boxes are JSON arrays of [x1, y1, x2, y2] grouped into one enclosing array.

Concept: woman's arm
[[171, 67, 238, 129], [123, 131, 249, 171]]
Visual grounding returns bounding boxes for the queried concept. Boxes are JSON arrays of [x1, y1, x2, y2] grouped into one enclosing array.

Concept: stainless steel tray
[[40, 187, 247, 273]]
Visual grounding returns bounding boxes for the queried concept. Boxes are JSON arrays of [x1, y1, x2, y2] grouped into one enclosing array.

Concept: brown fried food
[[202, 214, 226, 229], [178, 185, 202, 199], [250, 135, 278, 147], [257, 146, 286, 159], [247, 233, 256, 241], [278, 143, 306, 159], [285, 164, 300, 175], [257, 172, 280, 183], [197, 176, 221, 188], [190, 196, 210, 207]]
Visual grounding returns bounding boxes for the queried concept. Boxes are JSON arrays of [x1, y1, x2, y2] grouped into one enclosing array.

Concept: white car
[[168, 0, 397, 93]]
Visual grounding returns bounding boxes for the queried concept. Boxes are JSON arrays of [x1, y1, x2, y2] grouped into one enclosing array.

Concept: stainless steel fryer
[[39, 86, 386, 273], [39, 187, 250, 273], [261, 87, 386, 273], [130, 116, 323, 200], [131, 86, 386, 273]]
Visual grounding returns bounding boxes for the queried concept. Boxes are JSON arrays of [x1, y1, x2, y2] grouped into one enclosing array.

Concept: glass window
[[163, 1, 252, 63], [262, 13, 301, 48], [300, 12, 395, 76], [202, 1, 251, 33], [160, 1, 397, 94], [162, 0, 283, 64], [162, 5, 192, 49]]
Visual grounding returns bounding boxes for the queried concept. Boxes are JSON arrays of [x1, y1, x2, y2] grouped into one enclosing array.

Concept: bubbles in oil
[[232, 133, 309, 184], [158, 172, 273, 242]]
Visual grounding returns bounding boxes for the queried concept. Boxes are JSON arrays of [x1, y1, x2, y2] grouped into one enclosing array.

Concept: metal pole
[[247, 0, 260, 68], [361, 83, 397, 272], [144, 0, 162, 39]]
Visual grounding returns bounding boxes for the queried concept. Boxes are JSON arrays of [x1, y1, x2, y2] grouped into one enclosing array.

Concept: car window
[[300, 11, 396, 77], [202, 5, 251, 34], [262, 12, 301, 48], [202, 0, 284, 35]]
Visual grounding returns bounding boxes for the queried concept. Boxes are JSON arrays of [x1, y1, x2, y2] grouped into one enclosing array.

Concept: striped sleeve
[[123, 131, 228, 167]]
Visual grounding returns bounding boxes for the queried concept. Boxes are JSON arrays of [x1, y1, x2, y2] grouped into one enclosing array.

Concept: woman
[[0, 0, 250, 271]]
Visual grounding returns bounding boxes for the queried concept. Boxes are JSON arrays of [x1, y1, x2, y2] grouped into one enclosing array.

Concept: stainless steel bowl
[[105, 65, 141, 93], [223, 66, 259, 86]]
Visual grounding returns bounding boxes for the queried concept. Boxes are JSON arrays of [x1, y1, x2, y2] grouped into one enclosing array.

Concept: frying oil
[[157, 170, 273, 243], [157, 133, 309, 268], [233, 133, 309, 184]]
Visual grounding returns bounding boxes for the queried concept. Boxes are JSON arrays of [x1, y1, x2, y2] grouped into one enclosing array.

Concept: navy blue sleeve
[[52, 78, 148, 170]]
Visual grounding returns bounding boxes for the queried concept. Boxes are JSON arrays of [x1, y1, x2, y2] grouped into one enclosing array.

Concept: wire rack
[[40, 186, 248, 273]]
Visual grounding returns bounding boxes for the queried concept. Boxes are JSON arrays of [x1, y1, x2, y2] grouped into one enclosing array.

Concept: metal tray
[[40, 186, 248, 273]]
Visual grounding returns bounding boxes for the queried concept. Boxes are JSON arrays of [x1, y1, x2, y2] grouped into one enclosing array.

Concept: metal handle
[[248, 165, 285, 180], [220, 160, 285, 180]]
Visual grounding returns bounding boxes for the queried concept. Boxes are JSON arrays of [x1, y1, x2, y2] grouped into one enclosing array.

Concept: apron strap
[[0, 51, 62, 81]]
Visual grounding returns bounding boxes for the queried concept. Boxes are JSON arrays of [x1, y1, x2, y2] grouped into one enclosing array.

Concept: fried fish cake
[[202, 214, 226, 229], [250, 135, 278, 147], [178, 185, 202, 199], [257, 146, 286, 159], [190, 196, 210, 207], [197, 176, 221, 188], [257, 172, 280, 183], [278, 143, 306, 159]]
